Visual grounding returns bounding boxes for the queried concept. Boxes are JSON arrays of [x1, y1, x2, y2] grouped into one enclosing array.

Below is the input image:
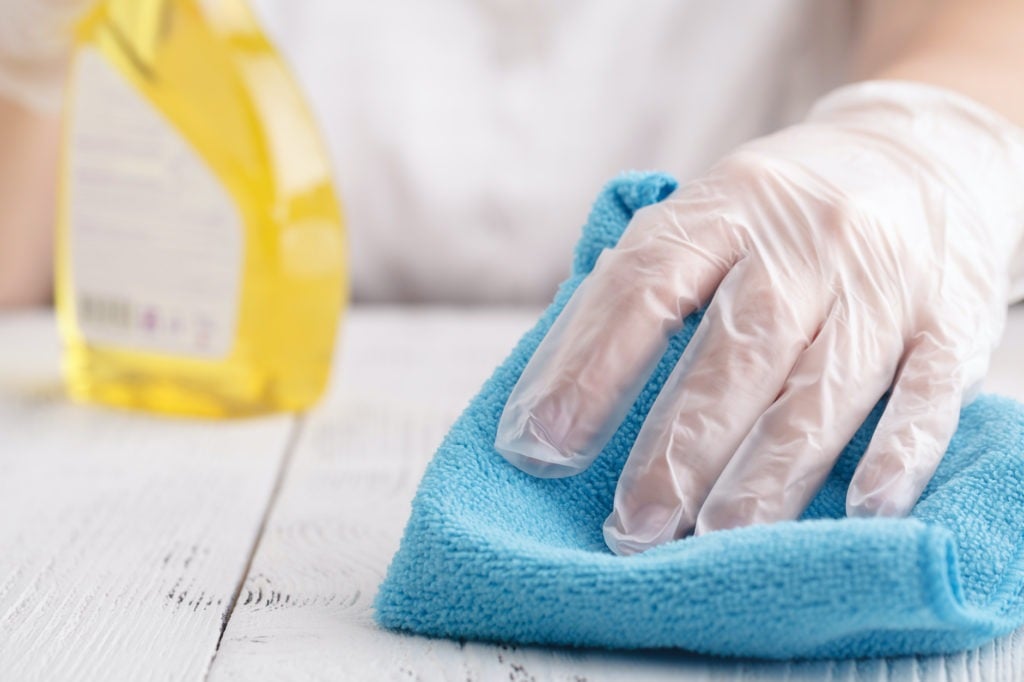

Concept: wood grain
[[2, 306, 1020, 681], [0, 312, 295, 682], [208, 306, 1024, 682]]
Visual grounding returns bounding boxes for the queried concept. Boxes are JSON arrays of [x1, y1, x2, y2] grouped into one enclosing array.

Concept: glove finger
[[694, 301, 902, 535], [494, 203, 740, 478], [602, 261, 821, 555], [846, 328, 977, 517]]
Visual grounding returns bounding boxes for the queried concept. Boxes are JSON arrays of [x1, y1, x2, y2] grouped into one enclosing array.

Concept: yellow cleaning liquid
[[56, 0, 346, 417]]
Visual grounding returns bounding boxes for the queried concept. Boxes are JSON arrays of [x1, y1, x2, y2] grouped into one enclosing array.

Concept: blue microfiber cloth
[[374, 172, 1024, 660]]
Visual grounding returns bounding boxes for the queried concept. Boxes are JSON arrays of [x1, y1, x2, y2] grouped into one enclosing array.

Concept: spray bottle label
[[67, 48, 242, 358]]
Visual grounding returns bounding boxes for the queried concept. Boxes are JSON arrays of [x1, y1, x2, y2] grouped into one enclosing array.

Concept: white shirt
[[251, 0, 856, 303]]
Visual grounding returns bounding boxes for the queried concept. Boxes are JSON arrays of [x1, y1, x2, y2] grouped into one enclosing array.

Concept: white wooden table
[[1, 306, 1023, 682]]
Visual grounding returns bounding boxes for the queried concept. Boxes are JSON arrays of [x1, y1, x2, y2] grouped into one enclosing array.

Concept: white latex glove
[[0, 0, 94, 113], [495, 81, 1024, 556]]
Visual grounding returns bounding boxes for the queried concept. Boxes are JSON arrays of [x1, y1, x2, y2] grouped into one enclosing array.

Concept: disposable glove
[[0, 0, 95, 112], [495, 81, 1024, 556]]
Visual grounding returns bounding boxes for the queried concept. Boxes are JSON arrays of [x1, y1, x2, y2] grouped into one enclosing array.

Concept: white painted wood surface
[[208, 307, 1024, 682], [0, 313, 295, 682], [1, 307, 1022, 681]]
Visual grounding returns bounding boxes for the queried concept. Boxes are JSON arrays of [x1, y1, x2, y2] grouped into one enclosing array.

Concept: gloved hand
[[0, 0, 95, 113], [495, 81, 1024, 556]]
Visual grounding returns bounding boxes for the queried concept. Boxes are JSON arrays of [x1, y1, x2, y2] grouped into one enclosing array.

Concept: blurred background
[[0, 0, 928, 310]]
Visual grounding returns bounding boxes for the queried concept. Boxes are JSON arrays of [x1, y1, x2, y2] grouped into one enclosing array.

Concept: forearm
[[0, 0, 85, 308], [852, 0, 1024, 301], [0, 94, 60, 307], [858, 0, 1024, 128]]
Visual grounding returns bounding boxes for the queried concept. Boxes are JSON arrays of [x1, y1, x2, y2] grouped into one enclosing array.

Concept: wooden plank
[[0, 312, 295, 682], [208, 306, 1024, 682]]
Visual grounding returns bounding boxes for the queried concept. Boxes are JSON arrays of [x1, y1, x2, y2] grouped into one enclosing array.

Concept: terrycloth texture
[[375, 172, 1024, 660]]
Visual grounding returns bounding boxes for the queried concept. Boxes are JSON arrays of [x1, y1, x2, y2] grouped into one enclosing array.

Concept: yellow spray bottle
[[56, 0, 346, 417]]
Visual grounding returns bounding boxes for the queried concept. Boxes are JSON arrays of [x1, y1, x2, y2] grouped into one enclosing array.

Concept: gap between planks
[[204, 413, 308, 679]]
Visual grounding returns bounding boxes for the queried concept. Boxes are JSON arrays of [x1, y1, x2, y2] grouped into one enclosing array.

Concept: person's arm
[[0, 0, 91, 307], [858, 0, 1024, 128], [496, 0, 1024, 554], [858, 0, 1024, 300], [0, 96, 60, 307]]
